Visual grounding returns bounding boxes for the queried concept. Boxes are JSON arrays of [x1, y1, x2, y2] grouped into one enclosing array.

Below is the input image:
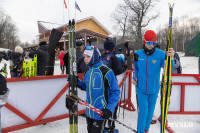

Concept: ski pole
[[66, 93, 138, 133]]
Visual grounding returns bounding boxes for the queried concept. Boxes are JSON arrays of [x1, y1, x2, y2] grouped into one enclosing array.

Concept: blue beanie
[[104, 38, 115, 50], [88, 47, 101, 66]]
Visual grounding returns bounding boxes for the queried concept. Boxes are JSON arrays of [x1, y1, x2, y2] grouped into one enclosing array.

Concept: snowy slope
[[1, 56, 200, 133]]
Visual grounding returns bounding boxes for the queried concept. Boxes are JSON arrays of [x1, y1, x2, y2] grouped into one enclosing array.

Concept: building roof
[[37, 16, 112, 35]]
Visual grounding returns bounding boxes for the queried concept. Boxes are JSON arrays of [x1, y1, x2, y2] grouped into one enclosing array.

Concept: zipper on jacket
[[156, 78, 157, 90], [145, 55, 148, 94]]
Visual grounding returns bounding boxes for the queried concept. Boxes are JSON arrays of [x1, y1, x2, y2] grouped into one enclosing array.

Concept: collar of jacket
[[143, 44, 155, 55], [89, 60, 103, 68], [39, 45, 48, 51]]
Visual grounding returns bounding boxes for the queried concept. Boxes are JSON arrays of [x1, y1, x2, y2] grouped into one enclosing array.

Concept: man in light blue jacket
[[132, 30, 174, 133]]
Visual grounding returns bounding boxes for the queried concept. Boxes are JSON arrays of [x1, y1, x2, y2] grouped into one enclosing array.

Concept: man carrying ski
[[132, 30, 174, 133], [67, 46, 120, 133]]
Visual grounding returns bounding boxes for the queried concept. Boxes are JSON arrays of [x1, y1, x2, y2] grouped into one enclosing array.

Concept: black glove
[[0, 73, 8, 95], [124, 64, 128, 69], [65, 97, 75, 110], [100, 108, 112, 119], [67, 75, 79, 86], [67, 75, 78, 82]]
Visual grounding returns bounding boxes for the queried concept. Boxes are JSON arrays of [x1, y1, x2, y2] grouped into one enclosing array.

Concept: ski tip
[[69, 20, 71, 26], [168, 3, 175, 8], [72, 19, 75, 25]]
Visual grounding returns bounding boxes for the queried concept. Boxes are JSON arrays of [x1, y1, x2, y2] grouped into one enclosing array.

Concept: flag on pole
[[75, 1, 81, 12], [64, 0, 67, 9]]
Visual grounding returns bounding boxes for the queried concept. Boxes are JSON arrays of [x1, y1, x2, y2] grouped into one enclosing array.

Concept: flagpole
[[63, 0, 65, 51], [63, 0, 64, 25], [68, 0, 70, 21], [75, 0, 77, 21], [75, 0, 77, 31]]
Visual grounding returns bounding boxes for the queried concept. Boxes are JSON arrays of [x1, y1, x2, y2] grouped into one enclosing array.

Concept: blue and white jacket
[[78, 60, 120, 120], [133, 49, 174, 94]]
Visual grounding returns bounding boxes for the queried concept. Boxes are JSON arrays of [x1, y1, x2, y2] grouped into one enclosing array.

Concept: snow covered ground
[[1, 56, 200, 133]]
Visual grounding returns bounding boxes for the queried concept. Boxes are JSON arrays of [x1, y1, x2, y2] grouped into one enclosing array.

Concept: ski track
[[1, 56, 200, 133]]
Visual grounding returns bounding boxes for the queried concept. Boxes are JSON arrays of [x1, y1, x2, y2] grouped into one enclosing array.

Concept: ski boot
[[104, 128, 119, 133]]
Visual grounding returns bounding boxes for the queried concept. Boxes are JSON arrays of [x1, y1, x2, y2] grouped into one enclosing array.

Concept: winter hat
[[84, 48, 94, 57], [143, 30, 157, 44], [104, 38, 115, 50], [15, 46, 23, 54], [76, 40, 84, 46], [39, 41, 47, 46], [84, 46, 101, 66]]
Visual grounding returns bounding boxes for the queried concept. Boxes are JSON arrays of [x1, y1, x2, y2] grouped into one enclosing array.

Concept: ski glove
[[100, 108, 112, 119], [65, 97, 75, 110], [67, 75, 79, 86]]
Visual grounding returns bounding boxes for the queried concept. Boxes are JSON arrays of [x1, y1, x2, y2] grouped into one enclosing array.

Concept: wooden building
[[36, 16, 112, 50]]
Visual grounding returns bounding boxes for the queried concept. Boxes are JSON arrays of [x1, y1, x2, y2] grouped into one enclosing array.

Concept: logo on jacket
[[107, 56, 110, 60], [138, 58, 144, 60], [93, 122, 99, 127], [152, 60, 157, 64]]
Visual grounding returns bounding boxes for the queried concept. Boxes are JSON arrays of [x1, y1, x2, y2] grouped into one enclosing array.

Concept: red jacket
[[58, 52, 65, 65]]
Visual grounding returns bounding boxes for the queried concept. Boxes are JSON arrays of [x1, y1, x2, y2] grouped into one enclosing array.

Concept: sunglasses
[[144, 39, 157, 46], [85, 46, 94, 50]]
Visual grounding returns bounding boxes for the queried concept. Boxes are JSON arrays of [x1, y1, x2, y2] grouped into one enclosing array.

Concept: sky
[[0, 0, 200, 43]]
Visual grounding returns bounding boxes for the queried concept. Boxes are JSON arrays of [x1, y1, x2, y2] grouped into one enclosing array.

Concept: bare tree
[[124, 0, 159, 49], [157, 16, 200, 53], [111, 4, 129, 43], [0, 9, 19, 50]]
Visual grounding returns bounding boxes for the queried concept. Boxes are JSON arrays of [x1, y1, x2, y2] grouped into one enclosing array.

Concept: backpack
[[101, 53, 114, 69], [115, 53, 125, 69], [174, 53, 182, 74]]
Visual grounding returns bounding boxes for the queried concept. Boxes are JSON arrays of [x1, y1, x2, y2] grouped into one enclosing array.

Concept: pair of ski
[[160, 3, 174, 133], [66, 93, 138, 133], [68, 19, 78, 133]]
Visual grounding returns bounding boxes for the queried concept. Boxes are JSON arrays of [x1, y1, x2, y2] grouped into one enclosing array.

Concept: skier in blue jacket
[[77, 46, 120, 133], [132, 30, 174, 133]]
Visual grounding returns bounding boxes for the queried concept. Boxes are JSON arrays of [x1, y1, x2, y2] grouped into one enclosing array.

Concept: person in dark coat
[[173, 52, 182, 74], [101, 38, 126, 76], [29, 41, 49, 76], [101, 38, 126, 132], [0, 73, 9, 108], [63, 40, 88, 74], [10, 46, 24, 78], [0, 51, 8, 62]]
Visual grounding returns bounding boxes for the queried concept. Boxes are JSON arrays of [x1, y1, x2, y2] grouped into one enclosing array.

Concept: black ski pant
[[86, 117, 105, 133]]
